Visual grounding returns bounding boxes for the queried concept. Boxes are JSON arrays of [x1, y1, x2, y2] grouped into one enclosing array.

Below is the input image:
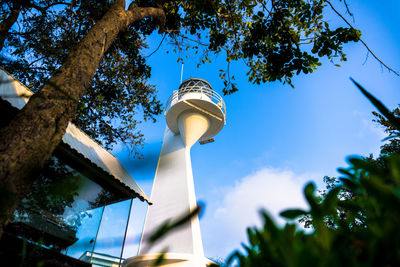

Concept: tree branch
[[326, 0, 399, 76], [127, 4, 166, 33], [342, 0, 354, 19], [176, 33, 209, 47], [0, 2, 21, 51], [27, 1, 71, 13], [146, 33, 166, 58]]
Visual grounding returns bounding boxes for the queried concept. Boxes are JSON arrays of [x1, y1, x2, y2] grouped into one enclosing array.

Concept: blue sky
[[76, 0, 400, 261]]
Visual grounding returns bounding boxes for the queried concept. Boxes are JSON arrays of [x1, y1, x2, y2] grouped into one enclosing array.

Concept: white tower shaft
[[124, 78, 226, 267], [125, 116, 210, 266], [140, 127, 204, 256]]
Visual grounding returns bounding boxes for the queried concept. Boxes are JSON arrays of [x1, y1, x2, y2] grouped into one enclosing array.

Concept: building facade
[[0, 69, 149, 266]]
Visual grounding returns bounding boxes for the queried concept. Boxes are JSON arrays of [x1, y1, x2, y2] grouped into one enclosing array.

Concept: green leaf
[[280, 209, 307, 219], [304, 182, 317, 208], [322, 186, 341, 210], [351, 78, 400, 131]]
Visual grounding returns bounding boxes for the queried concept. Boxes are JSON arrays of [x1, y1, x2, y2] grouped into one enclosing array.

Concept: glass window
[[90, 200, 131, 258], [65, 207, 103, 259], [122, 198, 148, 258], [10, 156, 122, 252]]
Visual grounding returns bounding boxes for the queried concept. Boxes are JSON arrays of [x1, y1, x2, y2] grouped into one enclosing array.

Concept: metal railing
[[164, 80, 226, 122]]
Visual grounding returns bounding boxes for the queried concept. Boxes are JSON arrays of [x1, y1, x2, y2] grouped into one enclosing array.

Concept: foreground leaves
[[226, 81, 400, 266]]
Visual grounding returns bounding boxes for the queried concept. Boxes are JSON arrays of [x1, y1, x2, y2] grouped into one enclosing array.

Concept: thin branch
[[261, 0, 273, 22], [164, 28, 181, 33], [27, 56, 46, 68], [326, 0, 399, 76], [227, 57, 231, 85], [146, 33, 166, 58], [169, 34, 199, 64], [28, 2, 71, 13], [176, 33, 209, 47], [362, 50, 369, 66], [343, 0, 355, 22], [342, 0, 354, 20]]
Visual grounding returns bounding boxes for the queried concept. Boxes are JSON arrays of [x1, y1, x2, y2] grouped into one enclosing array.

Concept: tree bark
[[0, 2, 21, 51], [0, 0, 165, 238]]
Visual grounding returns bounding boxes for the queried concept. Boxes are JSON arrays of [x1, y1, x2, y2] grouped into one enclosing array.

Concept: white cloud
[[353, 110, 386, 156], [201, 167, 319, 261]]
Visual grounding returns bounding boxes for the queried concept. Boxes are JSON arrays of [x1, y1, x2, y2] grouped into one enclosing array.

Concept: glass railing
[[165, 79, 226, 123]]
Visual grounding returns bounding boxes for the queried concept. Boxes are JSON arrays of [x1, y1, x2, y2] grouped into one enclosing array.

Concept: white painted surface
[[181, 92, 211, 102], [178, 112, 209, 148], [125, 79, 225, 267], [0, 70, 33, 109], [166, 98, 224, 141], [136, 129, 204, 256], [123, 253, 214, 267]]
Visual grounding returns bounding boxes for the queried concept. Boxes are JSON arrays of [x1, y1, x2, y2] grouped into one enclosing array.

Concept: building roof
[[0, 69, 150, 204]]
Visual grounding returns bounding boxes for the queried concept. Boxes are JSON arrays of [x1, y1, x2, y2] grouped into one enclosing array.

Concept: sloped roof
[[0, 69, 150, 204]]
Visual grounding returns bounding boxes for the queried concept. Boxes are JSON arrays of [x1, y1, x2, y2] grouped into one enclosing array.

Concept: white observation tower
[[124, 78, 226, 267]]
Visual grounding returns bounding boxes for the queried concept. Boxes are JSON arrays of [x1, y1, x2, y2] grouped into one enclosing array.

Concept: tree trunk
[[0, 0, 165, 238], [0, 2, 21, 51]]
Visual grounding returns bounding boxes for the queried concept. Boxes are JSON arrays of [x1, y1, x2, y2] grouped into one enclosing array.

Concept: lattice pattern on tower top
[[165, 78, 226, 123]]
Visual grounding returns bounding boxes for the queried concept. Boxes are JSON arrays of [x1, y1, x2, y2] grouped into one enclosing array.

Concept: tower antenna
[[180, 62, 184, 84]]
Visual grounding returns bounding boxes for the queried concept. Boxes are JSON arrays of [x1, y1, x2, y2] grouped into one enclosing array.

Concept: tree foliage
[[226, 82, 400, 266], [0, 0, 364, 152], [373, 105, 400, 155], [160, 0, 362, 93], [1, 0, 162, 155], [18, 157, 81, 216]]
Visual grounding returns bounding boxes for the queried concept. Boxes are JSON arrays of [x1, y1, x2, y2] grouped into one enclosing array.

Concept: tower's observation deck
[[165, 78, 226, 143]]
